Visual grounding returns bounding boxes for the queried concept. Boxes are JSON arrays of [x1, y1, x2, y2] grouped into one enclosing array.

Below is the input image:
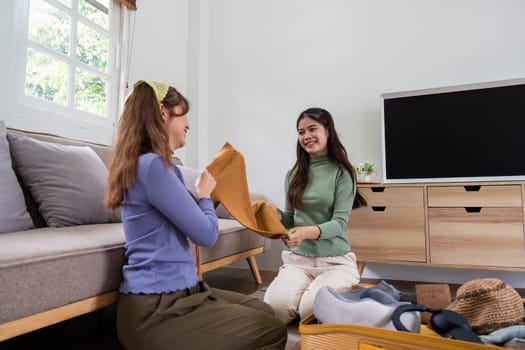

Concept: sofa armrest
[[192, 218, 271, 284]]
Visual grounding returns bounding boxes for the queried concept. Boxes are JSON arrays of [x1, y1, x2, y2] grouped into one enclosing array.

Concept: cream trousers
[[263, 250, 360, 325]]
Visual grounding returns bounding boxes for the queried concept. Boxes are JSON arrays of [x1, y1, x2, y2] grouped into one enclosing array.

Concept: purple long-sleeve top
[[119, 153, 218, 294]]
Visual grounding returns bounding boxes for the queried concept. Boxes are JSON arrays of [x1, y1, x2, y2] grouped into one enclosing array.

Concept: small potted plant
[[355, 161, 375, 182]]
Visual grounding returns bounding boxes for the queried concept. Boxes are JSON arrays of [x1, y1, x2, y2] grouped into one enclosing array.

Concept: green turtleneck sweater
[[281, 155, 355, 257]]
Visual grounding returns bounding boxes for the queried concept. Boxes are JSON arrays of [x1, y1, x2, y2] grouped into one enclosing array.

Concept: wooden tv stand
[[347, 181, 525, 271]]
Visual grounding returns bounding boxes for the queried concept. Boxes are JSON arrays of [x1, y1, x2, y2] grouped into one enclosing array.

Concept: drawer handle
[[464, 185, 481, 192], [465, 207, 482, 213], [372, 206, 386, 212], [371, 187, 385, 192]]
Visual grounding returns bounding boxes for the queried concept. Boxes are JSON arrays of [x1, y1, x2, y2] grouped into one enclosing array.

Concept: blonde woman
[[105, 80, 286, 350]]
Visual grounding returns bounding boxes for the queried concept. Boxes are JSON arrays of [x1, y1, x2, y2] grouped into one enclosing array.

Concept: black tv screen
[[382, 78, 525, 183]]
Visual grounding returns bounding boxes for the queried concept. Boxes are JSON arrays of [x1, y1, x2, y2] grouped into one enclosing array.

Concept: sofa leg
[[194, 245, 204, 280], [246, 256, 262, 285]]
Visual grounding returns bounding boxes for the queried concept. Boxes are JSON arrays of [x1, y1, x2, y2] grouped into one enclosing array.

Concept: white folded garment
[[313, 286, 421, 333]]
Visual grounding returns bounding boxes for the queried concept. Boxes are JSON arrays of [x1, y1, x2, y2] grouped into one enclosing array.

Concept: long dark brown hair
[[287, 107, 367, 210], [105, 83, 189, 209]]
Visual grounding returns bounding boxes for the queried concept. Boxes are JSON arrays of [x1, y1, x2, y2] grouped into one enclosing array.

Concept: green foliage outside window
[[77, 22, 108, 72], [79, 0, 109, 29], [75, 69, 106, 115], [26, 48, 68, 105], [25, 0, 110, 117], [28, 0, 70, 55]]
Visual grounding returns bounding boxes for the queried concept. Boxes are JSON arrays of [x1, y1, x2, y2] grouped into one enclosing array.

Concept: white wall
[[127, 0, 191, 161], [10, 0, 518, 286], [190, 0, 525, 287]]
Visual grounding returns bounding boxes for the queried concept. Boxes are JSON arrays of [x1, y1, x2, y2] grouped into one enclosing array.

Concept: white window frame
[[6, 0, 125, 145]]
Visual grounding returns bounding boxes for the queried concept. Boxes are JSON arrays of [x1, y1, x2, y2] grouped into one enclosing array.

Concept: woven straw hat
[[446, 278, 524, 334]]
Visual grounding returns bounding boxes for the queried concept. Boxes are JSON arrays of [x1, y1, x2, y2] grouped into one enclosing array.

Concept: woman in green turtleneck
[[263, 107, 367, 325]]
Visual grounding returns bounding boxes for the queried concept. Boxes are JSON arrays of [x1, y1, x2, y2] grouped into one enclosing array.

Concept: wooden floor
[[2, 267, 523, 349]]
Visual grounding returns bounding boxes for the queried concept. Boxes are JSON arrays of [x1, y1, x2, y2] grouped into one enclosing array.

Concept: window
[[7, 0, 124, 144]]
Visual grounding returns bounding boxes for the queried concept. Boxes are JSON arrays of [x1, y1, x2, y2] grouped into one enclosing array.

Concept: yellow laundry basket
[[299, 314, 492, 350]]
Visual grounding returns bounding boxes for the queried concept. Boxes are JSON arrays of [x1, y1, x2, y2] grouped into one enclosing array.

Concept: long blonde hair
[[105, 83, 189, 209]]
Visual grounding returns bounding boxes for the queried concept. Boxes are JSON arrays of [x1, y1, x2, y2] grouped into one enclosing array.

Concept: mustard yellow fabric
[[206, 143, 287, 239]]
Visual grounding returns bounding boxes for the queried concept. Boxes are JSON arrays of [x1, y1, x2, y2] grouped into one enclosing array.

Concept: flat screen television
[[381, 78, 525, 183]]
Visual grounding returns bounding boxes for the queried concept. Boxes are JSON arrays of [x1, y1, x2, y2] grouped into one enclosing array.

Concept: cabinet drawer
[[347, 206, 426, 262], [358, 186, 423, 206], [427, 185, 522, 207], [429, 207, 525, 267]]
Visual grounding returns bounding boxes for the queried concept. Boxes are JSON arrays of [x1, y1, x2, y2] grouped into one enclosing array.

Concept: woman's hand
[[282, 225, 321, 248], [195, 169, 216, 199]]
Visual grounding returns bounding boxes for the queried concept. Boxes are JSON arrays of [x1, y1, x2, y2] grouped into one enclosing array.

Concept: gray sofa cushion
[[7, 133, 120, 227], [0, 121, 33, 233], [7, 128, 114, 168], [0, 223, 125, 323]]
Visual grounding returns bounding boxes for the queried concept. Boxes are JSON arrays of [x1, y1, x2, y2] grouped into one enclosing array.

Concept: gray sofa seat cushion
[[0, 223, 126, 323], [0, 121, 33, 233], [0, 224, 126, 267], [217, 218, 248, 233]]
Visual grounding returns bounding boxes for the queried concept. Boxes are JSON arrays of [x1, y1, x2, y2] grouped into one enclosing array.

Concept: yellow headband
[[133, 80, 169, 102]]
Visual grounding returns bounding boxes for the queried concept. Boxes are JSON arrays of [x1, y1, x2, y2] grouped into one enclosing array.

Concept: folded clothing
[[480, 325, 525, 345], [349, 280, 402, 303], [313, 281, 421, 332]]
